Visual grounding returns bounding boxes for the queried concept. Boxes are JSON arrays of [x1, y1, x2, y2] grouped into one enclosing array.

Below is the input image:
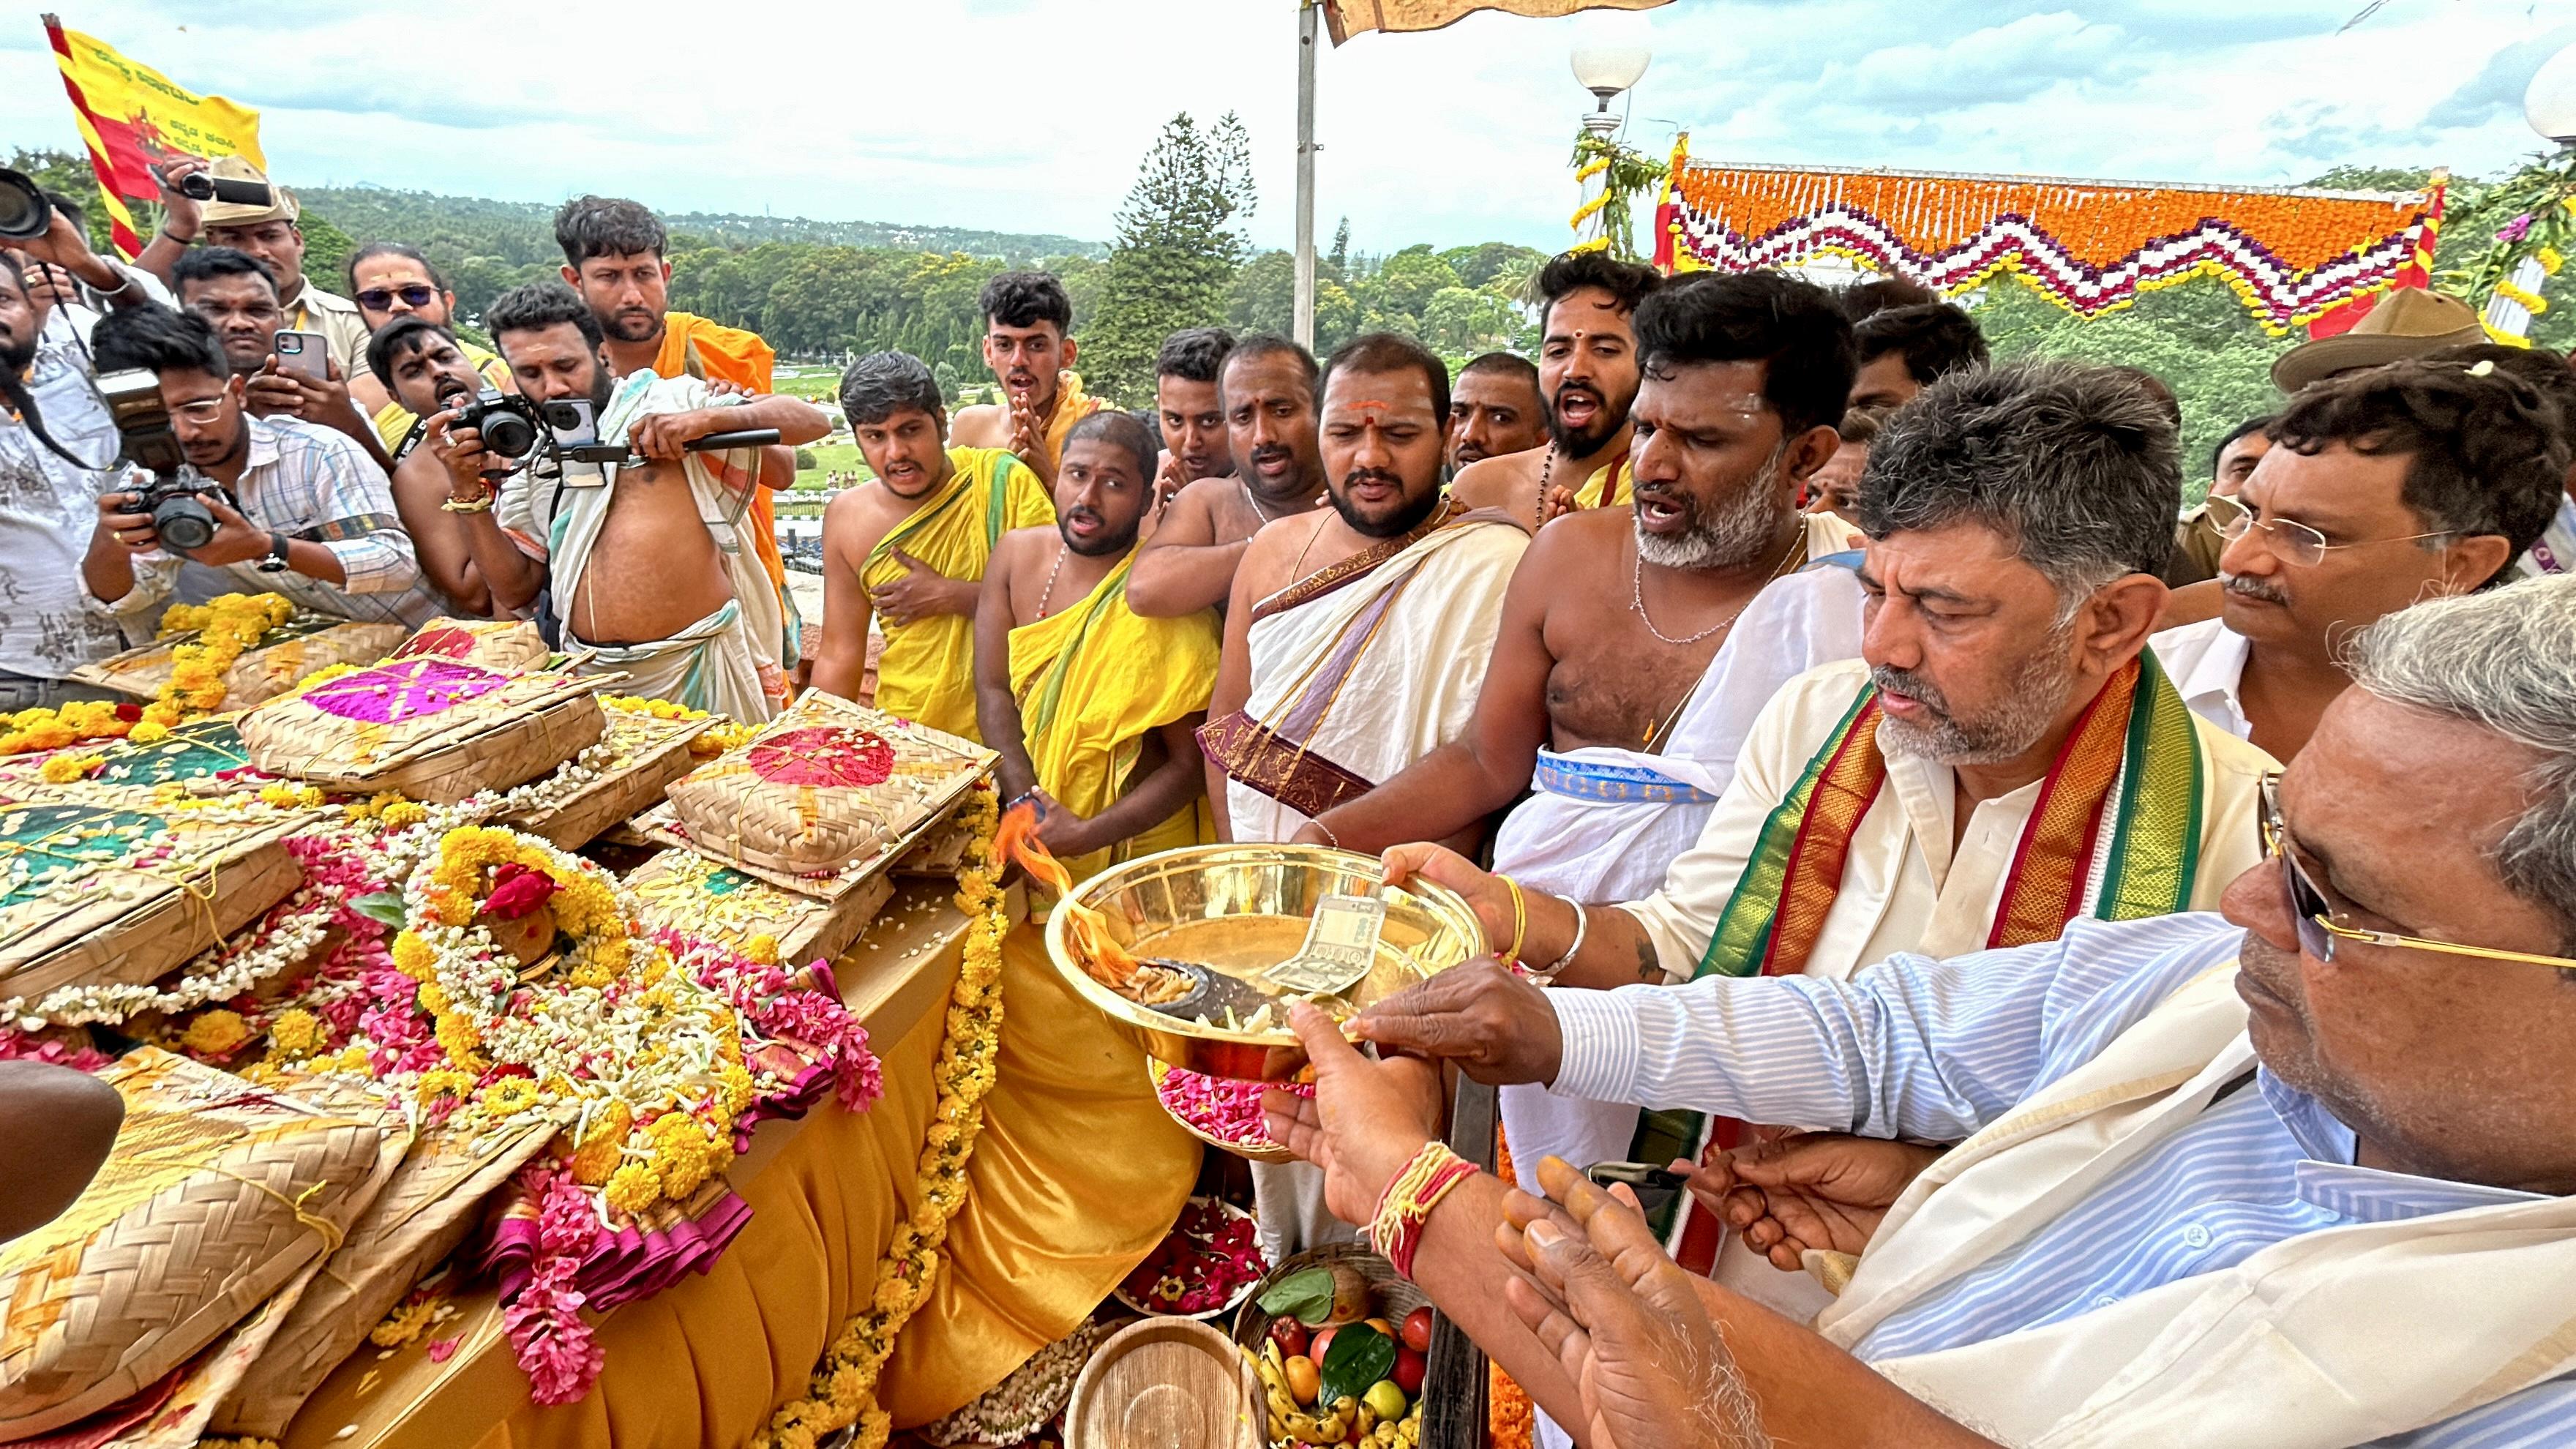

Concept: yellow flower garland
[[0, 592, 291, 755], [754, 788, 1006, 1449], [603, 693, 757, 757]]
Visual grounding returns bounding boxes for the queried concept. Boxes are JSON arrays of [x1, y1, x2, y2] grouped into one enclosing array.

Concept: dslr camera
[[456, 390, 597, 462], [95, 368, 220, 553]]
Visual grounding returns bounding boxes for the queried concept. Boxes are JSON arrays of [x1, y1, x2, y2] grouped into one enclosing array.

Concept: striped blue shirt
[[1548, 912, 2575, 1446]]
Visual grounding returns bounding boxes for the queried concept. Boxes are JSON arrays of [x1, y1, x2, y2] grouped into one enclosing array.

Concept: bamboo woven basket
[[236, 659, 607, 804], [665, 692, 990, 882], [386, 617, 551, 674], [500, 710, 711, 849], [0, 803, 311, 1001], [72, 618, 406, 708], [624, 845, 895, 965], [1229, 1243, 1429, 1354], [0, 1049, 393, 1440], [211, 1113, 557, 1437]]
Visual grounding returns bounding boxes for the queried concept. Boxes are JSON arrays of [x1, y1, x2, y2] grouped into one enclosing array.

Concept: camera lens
[[179, 172, 216, 201], [539, 401, 585, 430], [0, 170, 53, 242], [479, 411, 539, 459], [153, 495, 217, 553]]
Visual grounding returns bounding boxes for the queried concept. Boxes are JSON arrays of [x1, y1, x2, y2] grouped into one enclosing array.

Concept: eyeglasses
[[2206, 493, 2452, 569], [356, 285, 437, 311], [171, 398, 227, 422], [2256, 774, 2576, 970]]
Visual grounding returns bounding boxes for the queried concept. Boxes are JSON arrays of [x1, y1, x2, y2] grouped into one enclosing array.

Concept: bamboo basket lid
[[1064, 1315, 1266, 1449]]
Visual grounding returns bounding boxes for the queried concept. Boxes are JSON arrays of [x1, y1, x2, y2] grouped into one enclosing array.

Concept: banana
[[1353, 1401, 1377, 1438]]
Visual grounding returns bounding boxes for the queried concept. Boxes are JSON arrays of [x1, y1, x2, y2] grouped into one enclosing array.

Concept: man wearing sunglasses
[[342, 242, 515, 459], [1278, 576, 2576, 1448], [2152, 358, 2566, 763], [78, 304, 439, 630]]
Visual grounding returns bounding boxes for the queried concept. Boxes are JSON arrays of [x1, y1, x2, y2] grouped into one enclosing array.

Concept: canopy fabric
[[1324, 0, 1668, 44], [1655, 136, 2444, 335]]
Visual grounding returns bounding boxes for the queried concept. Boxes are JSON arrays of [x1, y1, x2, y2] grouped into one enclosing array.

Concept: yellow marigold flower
[[179, 1008, 250, 1057], [127, 721, 170, 744], [744, 935, 780, 967], [268, 1007, 326, 1058], [381, 801, 428, 828], [415, 981, 449, 1014], [482, 1076, 543, 1117], [391, 932, 436, 980], [604, 1161, 663, 1216], [416, 1069, 474, 1105], [37, 752, 102, 783], [719, 1063, 755, 1116], [570, 1101, 634, 1184], [434, 1011, 483, 1063]]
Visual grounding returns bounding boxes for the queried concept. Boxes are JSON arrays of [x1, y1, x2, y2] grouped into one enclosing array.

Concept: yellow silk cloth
[[875, 926, 1199, 1426], [1036, 370, 1106, 478], [461, 954, 956, 1449], [1007, 554, 1221, 883], [370, 344, 512, 453], [864, 448, 1055, 740], [1572, 454, 1631, 510]]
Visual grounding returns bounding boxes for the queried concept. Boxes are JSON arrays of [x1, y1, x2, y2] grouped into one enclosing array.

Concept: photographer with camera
[[344, 242, 515, 457], [79, 304, 439, 631], [0, 176, 173, 352], [171, 247, 393, 473], [367, 315, 530, 617], [436, 281, 827, 721], [138, 157, 368, 376]]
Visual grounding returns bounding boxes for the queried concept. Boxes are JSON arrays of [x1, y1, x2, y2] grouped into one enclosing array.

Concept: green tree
[[1420, 285, 1521, 359], [1081, 112, 1257, 404]]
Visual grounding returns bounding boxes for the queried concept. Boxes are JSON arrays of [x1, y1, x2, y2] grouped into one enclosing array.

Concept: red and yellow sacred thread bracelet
[[1368, 1139, 1480, 1280]]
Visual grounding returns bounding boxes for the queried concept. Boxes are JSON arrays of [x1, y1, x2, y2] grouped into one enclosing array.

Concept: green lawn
[[793, 441, 872, 493], [774, 369, 842, 403]]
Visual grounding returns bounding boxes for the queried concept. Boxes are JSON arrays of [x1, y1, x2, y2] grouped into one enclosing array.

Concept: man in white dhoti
[[1294, 274, 1869, 1288], [1199, 332, 1527, 1256], [447, 282, 826, 721]]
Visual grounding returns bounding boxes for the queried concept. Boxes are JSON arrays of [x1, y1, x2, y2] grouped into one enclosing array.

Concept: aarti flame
[[999, 801, 1144, 989]]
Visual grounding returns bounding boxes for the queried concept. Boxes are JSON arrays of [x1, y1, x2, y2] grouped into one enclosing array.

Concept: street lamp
[[1571, 45, 1652, 130], [2528, 40, 2576, 146]]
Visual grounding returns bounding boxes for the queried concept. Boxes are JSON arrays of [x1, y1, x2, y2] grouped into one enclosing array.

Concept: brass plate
[[1044, 845, 1483, 1081]]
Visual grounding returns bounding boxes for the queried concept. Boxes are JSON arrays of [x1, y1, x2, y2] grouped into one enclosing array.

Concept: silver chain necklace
[[1239, 477, 1279, 527], [1630, 529, 1805, 646]]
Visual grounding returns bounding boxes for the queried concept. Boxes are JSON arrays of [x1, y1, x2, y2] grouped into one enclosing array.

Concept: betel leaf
[[351, 892, 408, 927], [1254, 1265, 1336, 1326], [1319, 1324, 1396, 1406]]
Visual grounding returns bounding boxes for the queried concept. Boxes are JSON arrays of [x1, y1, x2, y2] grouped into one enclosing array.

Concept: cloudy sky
[[3, 1, 2567, 254]]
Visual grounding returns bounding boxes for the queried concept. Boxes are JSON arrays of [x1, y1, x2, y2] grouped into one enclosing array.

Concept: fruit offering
[[1252, 1333, 1426, 1448], [1118, 1197, 1268, 1316]]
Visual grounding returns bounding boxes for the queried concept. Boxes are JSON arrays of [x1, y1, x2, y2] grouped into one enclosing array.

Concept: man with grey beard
[[1378, 361, 2275, 1342]]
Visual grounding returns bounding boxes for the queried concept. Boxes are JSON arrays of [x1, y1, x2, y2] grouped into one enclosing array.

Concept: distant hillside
[[299, 186, 1106, 266]]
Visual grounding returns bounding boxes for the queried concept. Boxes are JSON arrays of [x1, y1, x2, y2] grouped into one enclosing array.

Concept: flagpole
[[1293, 0, 1318, 350]]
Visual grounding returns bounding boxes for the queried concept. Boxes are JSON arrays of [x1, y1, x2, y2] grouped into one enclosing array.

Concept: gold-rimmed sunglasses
[[2257, 774, 2576, 970]]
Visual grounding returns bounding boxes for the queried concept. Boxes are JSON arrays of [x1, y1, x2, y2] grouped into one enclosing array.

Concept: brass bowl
[[1044, 844, 1485, 1081]]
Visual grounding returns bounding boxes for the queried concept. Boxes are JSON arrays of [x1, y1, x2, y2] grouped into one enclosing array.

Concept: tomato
[[1268, 1317, 1309, 1359], [1309, 1323, 1339, 1367], [1393, 1345, 1426, 1395], [1401, 1306, 1434, 1352]]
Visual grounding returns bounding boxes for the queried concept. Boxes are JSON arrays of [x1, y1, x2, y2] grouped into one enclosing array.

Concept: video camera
[[94, 369, 220, 552], [1, 167, 269, 243]]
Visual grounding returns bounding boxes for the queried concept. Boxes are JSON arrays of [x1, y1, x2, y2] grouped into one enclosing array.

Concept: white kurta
[[1613, 656, 2278, 1320]]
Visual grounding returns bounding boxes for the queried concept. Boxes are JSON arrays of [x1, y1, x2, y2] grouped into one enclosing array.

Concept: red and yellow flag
[[42, 17, 264, 258], [1323, 0, 1669, 44]]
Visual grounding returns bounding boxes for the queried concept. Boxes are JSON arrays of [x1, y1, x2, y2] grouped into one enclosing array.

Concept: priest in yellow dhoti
[[944, 272, 1104, 484], [879, 411, 1206, 1424], [1381, 364, 2276, 1421], [811, 353, 1055, 739]]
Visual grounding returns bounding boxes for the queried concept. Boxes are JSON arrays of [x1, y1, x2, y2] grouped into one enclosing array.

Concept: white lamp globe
[[2528, 40, 2576, 146], [1571, 45, 1652, 105]]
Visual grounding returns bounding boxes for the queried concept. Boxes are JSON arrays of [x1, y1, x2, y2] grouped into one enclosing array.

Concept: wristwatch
[[255, 531, 292, 574]]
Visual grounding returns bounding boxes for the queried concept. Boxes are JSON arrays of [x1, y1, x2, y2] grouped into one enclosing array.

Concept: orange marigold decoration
[[1655, 138, 2444, 335]]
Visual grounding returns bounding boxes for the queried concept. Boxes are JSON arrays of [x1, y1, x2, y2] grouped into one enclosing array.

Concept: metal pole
[[1293, 0, 1318, 351]]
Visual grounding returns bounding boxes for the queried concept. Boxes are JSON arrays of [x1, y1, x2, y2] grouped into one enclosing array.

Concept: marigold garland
[[754, 786, 1005, 1449], [0, 592, 291, 755]]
